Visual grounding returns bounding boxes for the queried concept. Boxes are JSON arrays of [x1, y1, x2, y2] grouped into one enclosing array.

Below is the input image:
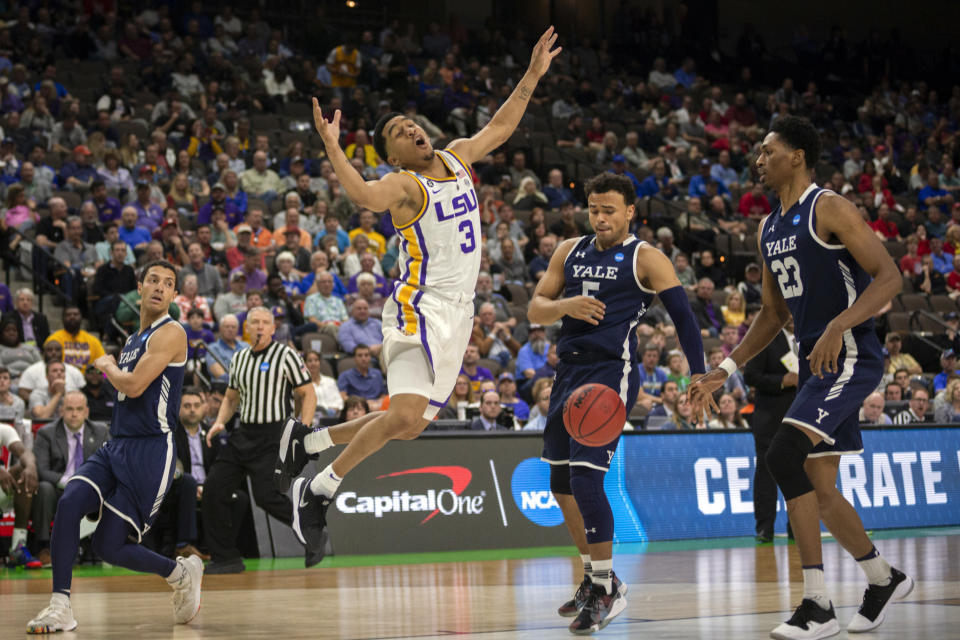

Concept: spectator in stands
[[899, 236, 922, 276], [206, 315, 248, 383], [29, 360, 66, 420], [0, 366, 25, 424], [885, 382, 902, 402], [180, 242, 223, 300], [117, 205, 151, 251], [892, 368, 913, 400], [665, 350, 691, 391], [299, 350, 341, 420], [860, 391, 892, 425], [933, 349, 960, 393], [32, 391, 109, 565], [19, 161, 54, 206], [460, 343, 494, 394], [707, 345, 748, 402], [515, 323, 549, 381], [88, 178, 123, 223], [0, 289, 45, 352], [92, 240, 137, 319], [213, 272, 248, 320], [230, 247, 267, 292], [638, 345, 669, 399], [935, 311, 960, 354], [621, 131, 650, 170], [240, 151, 282, 203], [695, 249, 726, 289], [869, 203, 900, 240], [689, 158, 729, 199], [344, 273, 384, 320], [338, 343, 385, 403], [678, 197, 720, 248], [497, 372, 529, 421], [721, 291, 746, 332], [46, 306, 104, 373], [472, 302, 520, 366], [885, 333, 922, 375], [543, 168, 576, 209], [0, 318, 40, 381], [58, 145, 97, 195], [647, 380, 679, 422], [919, 171, 954, 214], [915, 253, 947, 294], [18, 340, 84, 406], [129, 179, 164, 232], [470, 390, 511, 431], [708, 393, 748, 429], [473, 271, 511, 321], [175, 275, 213, 324], [346, 252, 388, 297], [670, 252, 695, 289], [934, 379, 960, 423], [81, 363, 115, 423], [348, 210, 387, 259], [337, 298, 382, 357], [606, 154, 641, 192], [738, 182, 770, 219], [314, 214, 349, 253], [3, 184, 39, 237], [893, 386, 931, 424], [663, 394, 699, 430], [691, 277, 723, 337], [528, 233, 557, 282], [302, 268, 348, 332]]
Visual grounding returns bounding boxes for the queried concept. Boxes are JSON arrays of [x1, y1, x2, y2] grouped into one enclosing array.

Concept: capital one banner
[[325, 428, 960, 554]]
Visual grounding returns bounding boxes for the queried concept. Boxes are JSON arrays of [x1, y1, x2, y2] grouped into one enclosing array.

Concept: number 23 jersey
[[394, 148, 482, 302], [760, 183, 875, 347]]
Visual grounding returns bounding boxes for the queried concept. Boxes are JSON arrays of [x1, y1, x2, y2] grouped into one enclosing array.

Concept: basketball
[[563, 383, 626, 447]]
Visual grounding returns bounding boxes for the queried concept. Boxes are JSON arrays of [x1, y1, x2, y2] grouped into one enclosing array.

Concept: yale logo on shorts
[[614, 252, 624, 262], [511, 458, 563, 527], [792, 214, 801, 226], [259, 362, 270, 372], [816, 408, 830, 424]]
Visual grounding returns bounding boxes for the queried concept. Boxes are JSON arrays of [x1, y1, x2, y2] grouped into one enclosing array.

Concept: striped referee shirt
[[228, 341, 311, 424]]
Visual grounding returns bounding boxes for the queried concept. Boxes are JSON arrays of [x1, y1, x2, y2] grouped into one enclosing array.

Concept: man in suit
[[154, 387, 218, 560], [469, 391, 512, 431], [742, 316, 798, 543], [690, 278, 723, 337], [32, 391, 109, 563], [1, 288, 50, 348]]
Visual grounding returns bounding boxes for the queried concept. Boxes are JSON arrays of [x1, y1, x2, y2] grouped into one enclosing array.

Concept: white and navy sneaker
[[26, 597, 77, 634], [770, 599, 840, 640], [568, 580, 627, 635], [275, 417, 316, 492], [558, 571, 628, 617], [847, 568, 914, 633], [291, 477, 330, 555], [170, 555, 203, 624]]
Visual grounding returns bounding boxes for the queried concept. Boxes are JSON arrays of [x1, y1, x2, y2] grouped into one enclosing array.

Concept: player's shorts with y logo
[[783, 328, 883, 457]]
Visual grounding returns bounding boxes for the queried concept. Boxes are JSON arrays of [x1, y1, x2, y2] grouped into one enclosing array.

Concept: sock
[[50, 593, 70, 608], [580, 553, 592, 576], [591, 559, 613, 593], [310, 464, 342, 499], [165, 560, 186, 586], [11, 527, 27, 550], [304, 428, 334, 455], [802, 565, 831, 609], [856, 546, 892, 586]]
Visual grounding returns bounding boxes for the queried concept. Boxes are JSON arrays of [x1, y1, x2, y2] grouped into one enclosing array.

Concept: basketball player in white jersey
[[275, 28, 562, 554]]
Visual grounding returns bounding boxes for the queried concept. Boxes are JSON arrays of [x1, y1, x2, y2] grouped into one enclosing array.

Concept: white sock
[[579, 553, 592, 576], [591, 559, 613, 593], [304, 428, 334, 455], [310, 464, 342, 499], [11, 527, 27, 549], [802, 566, 831, 609], [857, 548, 892, 586], [165, 560, 186, 585], [51, 593, 70, 608]]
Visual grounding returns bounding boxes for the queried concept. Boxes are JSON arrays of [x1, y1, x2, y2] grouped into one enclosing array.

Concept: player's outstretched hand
[[528, 26, 562, 78], [312, 97, 341, 148], [563, 295, 605, 325], [807, 323, 843, 379], [688, 370, 724, 417]]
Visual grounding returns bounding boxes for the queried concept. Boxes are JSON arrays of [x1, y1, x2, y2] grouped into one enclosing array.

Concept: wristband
[[718, 357, 738, 377]]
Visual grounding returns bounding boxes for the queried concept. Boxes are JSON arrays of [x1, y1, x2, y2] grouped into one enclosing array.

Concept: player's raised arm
[[447, 27, 561, 166], [635, 245, 705, 377], [805, 193, 902, 377], [94, 323, 187, 398], [689, 224, 791, 414], [528, 237, 605, 326], [311, 98, 420, 213]]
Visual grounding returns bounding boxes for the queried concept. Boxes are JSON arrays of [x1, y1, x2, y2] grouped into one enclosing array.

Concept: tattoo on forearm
[[519, 85, 532, 101]]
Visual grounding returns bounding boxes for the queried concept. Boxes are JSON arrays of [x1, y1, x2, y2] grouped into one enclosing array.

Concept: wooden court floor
[[2, 532, 958, 639]]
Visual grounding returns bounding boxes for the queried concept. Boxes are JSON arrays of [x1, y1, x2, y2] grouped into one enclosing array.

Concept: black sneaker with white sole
[[568, 581, 627, 635], [770, 598, 840, 640], [558, 571, 628, 617], [291, 477, 330, 555], [847, 567, 914, 633], [275, 417, 315, 492]]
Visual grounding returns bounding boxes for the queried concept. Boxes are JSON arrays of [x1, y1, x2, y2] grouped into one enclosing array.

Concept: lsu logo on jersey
[[435, 190, 477, 222]]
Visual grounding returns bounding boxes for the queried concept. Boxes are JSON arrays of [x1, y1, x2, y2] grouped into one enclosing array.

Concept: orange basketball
[[562, 383, 627, 447]]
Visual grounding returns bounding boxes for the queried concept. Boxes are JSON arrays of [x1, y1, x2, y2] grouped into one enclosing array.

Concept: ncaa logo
[[614, 253, 624, 262], [511, 458, 563, 527], [792, 214, 801, 226]]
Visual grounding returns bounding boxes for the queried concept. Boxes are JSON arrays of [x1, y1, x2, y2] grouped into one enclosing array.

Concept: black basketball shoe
[[847, 568, 914, 633], [291, 477, 330, 555], [568, 581, 627, 635], [558, 571, 628, 617], [770, 598, 840, 640], [275, 417, 315, 492]]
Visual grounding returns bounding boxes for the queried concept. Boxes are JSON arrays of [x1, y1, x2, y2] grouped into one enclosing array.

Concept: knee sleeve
[[765, 425, 816, 500], [570, 466, 613, 544], [550, 463, 572, 495]]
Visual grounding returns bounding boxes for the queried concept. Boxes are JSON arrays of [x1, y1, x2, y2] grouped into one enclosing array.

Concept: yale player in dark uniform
[[691, 116, 912, 640], [27, 260, 202, 634], [529, 173, 706, 635]]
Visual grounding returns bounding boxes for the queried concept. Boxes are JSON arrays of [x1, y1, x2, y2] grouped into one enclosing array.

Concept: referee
[[202, 306, 316, 573]]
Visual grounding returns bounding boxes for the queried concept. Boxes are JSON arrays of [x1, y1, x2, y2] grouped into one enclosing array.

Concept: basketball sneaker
[[558, 571, 628, 617], [275, 417, 315, 492], [847, 568, 914, 633], [169, 555, 203, 624], [769, 599, 840, 640], [568, 581, 627, 635], [292, 477, 330, 555], [7, 543, 42, 569], [26, 596, 77, 634]]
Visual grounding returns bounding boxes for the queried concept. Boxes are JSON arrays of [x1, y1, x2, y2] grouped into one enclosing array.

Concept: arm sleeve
[[658, 285, 706, 375]]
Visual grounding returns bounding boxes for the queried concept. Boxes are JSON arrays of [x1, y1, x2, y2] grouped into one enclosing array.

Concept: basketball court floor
[[2, 527, 957, 639]]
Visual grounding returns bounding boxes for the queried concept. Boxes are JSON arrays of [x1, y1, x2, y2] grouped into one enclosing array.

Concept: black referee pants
[[202, 422, 292, 562]]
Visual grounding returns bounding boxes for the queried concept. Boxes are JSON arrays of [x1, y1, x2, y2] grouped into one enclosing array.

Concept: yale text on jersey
[[572, 264, 619, 280], [764, 234, 797, 258]]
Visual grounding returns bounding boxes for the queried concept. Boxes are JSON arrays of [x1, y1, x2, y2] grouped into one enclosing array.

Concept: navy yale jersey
[[557, 235, 657, 362], [112, 315, 186, 437], [760, 184, 876, 348]]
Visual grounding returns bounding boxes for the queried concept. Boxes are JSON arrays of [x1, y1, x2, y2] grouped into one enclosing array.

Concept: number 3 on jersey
[[771, 256, 803, 299], [458, 219, 476, 253]]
